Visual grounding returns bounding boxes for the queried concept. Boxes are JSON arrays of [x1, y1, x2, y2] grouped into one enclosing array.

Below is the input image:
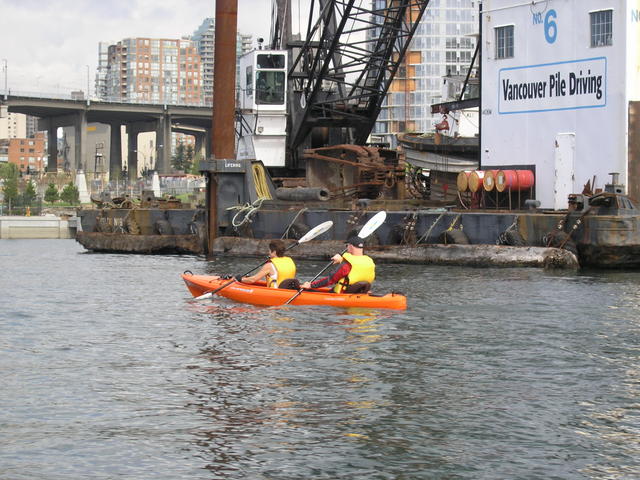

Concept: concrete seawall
[[211, 237, 580, 269], [0, 215, 77, 239]]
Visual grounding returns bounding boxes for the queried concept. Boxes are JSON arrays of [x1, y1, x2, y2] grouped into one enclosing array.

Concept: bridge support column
[[194, 131, 208, 163], [74, 111, 88, 171], [109, 122, 122, 180], [47, 127, 57, 172], [126, 125, 140, 182], [38, 117, 59, 172], [156, 112, 172, 174]]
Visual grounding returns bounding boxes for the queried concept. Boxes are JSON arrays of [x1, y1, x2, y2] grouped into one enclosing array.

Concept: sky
[[0, 0, 273, 95]]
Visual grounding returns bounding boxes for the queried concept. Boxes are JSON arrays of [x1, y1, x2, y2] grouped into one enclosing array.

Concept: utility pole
[[86, 65, 90, 105], [2, 59, 7, 99]]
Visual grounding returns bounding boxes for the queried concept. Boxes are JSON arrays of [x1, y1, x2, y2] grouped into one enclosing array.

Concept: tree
[[23, 181, 37, 206], [190, 151, 203, 175], [60, 182, 80, 205], [1, 163, 19, 212], [44, 183, 59, 204], [186, 144, 194, 166], [171, 142, 191, 172], [0, 162, 19, 180]]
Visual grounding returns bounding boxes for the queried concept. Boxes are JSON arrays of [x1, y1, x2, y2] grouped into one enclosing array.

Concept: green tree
[[1, 164, 19, 213], [60, 182, 80, 205], [190, 151, 203, 175], [23, 180, 37, 206], [0, 162, 19, 180], [44, 183, 59, 204], [171, 142, 191, 172], [186, 145, 194, 165]]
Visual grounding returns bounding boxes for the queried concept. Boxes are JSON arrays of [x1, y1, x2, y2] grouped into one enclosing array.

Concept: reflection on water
[[2, 240, 640, 478]]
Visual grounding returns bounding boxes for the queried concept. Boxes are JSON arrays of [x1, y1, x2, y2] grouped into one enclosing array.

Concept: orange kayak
[[182, 273, 407, 310]]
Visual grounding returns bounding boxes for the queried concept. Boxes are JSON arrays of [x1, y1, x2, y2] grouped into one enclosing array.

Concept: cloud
[[0, 0, 271, 95]]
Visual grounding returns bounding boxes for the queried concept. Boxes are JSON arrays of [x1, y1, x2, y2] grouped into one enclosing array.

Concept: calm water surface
[[1, 239, 640, 479]]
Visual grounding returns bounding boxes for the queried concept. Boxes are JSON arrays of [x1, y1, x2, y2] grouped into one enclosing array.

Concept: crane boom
[[283, 0, 431, 168]]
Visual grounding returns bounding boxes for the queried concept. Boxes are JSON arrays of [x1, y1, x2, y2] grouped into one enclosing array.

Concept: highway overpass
[[2, 95, 213, 179]]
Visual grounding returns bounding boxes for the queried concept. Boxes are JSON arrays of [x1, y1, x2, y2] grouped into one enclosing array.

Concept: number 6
[[545, 9, 558, 44]]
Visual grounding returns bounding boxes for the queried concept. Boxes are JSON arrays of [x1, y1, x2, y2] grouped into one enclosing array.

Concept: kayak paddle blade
[[358, 211, 386, 239], [297, 220, 333, 243]]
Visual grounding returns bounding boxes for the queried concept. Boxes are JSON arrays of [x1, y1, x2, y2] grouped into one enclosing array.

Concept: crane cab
[[237, 49, 288, 167]]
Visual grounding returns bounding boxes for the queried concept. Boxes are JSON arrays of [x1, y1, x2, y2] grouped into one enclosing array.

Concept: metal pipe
[[208, 0, 239, 254], [2, 59, 7, 99]]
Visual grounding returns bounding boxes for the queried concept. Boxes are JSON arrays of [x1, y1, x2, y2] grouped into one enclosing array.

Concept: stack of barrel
[[457, 169, 535, 206]]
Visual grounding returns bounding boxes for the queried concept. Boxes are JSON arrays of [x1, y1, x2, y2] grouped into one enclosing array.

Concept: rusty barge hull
[[76, 232, 205, 255]]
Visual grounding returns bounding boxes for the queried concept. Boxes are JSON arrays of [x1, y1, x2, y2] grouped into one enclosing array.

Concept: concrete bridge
[[2, 95, 213, 180]]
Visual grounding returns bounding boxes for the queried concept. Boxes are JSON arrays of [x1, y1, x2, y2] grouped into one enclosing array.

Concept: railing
[[4, 90, 214, 108]]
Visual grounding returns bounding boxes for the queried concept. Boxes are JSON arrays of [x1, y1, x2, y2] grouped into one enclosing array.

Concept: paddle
[[283, 211, 387, 306], [194, 220, 334, 300]]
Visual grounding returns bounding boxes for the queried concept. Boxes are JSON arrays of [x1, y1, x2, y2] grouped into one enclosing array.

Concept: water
[[1, 239, 640, 479]]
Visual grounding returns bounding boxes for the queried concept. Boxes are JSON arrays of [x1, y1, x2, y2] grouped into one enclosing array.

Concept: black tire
[[286, 222, 310, 240], [155, 219, 174, 235], [441, 229, 469, 245]]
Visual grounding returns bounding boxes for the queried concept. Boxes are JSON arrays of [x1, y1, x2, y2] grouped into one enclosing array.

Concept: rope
[[416, 212, 445, 244], [446, 214, 462, 231], [227, 198, 265, 228], [281, 207, 308, 239], [496, 215, 520, 245], [252, 163, 272, 200]]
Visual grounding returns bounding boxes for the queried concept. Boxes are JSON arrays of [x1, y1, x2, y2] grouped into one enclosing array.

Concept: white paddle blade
[[358, 211, 387, 239], [195, 291, 213, 300], [298, 220, 333, 243]]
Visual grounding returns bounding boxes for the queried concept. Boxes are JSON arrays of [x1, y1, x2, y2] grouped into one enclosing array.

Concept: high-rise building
[[95, 41, 113, 100], [191, 18, 253, 104], [104, 37, 202, 105], [192, 19, 214, 105], [373, 0, 478, 146]]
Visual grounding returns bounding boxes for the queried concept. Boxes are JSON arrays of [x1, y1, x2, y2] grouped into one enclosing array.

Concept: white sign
[[498, 57, 607, 114]]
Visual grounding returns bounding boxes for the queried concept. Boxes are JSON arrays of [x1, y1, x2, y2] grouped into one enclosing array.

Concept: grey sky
[[0, 0, 272, 95]]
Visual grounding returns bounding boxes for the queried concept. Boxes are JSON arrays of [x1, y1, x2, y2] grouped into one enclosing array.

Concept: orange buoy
[[468, 170, 485, 193], [456, 171, 472, 192], [483, 170, 499, 192], [496, 170, 535, 192]]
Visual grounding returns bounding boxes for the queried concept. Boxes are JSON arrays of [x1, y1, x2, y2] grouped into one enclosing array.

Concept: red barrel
[[468, 170, 485, 193], [496, 170, 535, 192], [456, 171, 472, 192], [482, 169, 499, 192]]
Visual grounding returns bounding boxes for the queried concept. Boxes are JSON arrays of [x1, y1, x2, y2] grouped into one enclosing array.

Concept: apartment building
[[6, 132, 46, 174], [104, 37, 203, 105], [373, 0, 478, 146], [0, 111, 27, 139]]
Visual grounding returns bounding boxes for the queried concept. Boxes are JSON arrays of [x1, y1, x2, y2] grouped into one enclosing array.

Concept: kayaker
[[236, 239, 299, 289], [301, 235, 375, 293]]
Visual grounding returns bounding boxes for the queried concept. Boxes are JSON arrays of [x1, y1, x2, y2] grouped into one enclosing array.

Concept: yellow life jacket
[[334, 252, 375, 293], [267, 256, 297, 287]]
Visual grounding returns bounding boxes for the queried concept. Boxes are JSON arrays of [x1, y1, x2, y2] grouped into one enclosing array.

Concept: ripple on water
[[1, 241, 640, 478]]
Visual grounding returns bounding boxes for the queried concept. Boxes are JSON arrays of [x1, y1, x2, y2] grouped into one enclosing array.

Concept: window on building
[[495, 25, 514, 59], [590, 9, 613, 47]]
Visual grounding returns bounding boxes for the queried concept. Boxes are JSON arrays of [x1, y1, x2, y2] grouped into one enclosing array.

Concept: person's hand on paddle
[[301, 281, 312, 289], [216, 274, 243, 281], [331, 254, 343, 264]]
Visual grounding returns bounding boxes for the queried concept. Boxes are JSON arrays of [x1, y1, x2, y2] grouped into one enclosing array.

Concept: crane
[[236, 0, 431, 196]]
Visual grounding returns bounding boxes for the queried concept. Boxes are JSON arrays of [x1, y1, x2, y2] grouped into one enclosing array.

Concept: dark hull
[[76, 206, 640, 268]]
